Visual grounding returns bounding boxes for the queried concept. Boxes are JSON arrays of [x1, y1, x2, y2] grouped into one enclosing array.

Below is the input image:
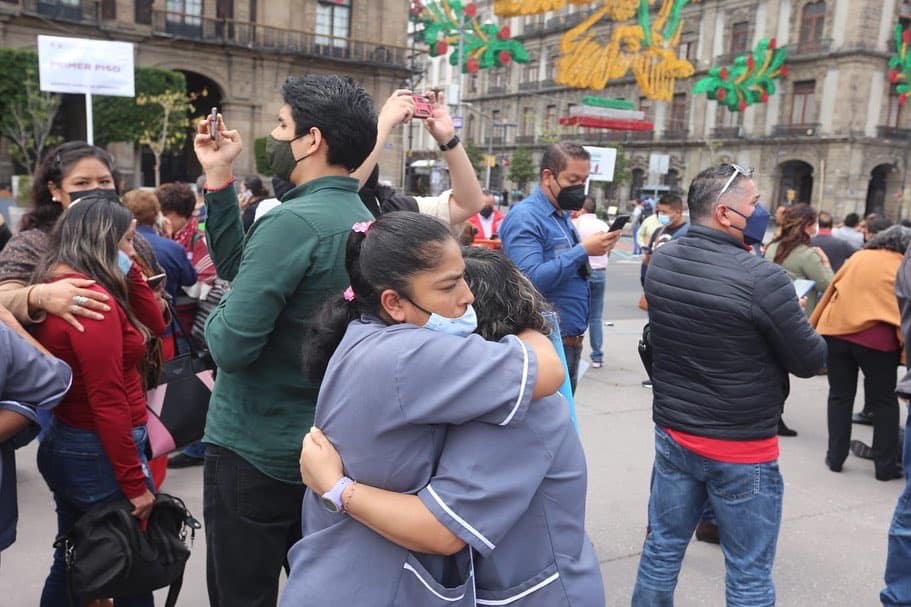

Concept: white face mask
[[421, 304, 478, 337]]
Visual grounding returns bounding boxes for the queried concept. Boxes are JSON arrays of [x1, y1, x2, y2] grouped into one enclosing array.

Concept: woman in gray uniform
[[281, 213, 565, 606], [297, 247, 604, 606]]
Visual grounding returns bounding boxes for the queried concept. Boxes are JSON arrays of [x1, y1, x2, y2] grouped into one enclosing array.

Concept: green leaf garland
[[694, 38, 788, 112]]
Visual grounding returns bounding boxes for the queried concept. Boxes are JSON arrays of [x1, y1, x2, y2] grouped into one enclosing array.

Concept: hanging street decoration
[[889, 23, 911, 105], [693, 38, 788, 112], [494, 0, 697, 101], [410, 0, 529, 74], [559, 96, 654, 131]]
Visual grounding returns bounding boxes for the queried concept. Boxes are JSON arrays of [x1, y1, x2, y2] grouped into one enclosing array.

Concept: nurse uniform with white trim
[[418, 389, 604, 606], [281, 317, 538, 607]]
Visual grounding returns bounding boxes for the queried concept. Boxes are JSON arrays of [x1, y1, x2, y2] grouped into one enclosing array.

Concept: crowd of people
[[0, 72, 909, 607]]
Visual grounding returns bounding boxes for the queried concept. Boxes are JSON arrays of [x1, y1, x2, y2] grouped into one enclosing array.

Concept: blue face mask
[[727, 204, 771, 246], [657, 213, 672, 226], [410, 299, 478, 337], [117, 250, 133, 274]]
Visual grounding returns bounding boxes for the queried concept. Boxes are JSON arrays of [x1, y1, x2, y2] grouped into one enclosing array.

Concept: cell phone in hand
[[208, 107, 219, 149], [608, 214, 631, 232], [412, 95, 434, 119], [147, 273, 167, 290]]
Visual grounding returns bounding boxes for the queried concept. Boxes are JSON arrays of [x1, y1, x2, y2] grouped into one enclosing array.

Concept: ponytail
[[302, 212, 454, 383]]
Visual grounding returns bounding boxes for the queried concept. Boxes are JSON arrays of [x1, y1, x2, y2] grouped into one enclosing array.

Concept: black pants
[[564, 344, 581, 394], [204, 444, 306, 607], [825, 337, 900, 474]]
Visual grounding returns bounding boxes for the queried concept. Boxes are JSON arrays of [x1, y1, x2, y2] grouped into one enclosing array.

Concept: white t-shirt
[[413, 189, 453, 225], [573, 213, 610, 269]]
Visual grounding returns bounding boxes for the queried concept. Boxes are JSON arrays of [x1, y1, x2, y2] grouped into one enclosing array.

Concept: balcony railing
[[486, 85, 508, 95], [515, 134, 537, 144], [790, 38, 832, 56], [626, 130, 655, 142], [712, 126, 744, 139], [522, 21, 544, 36], [518, 80, 540, 91], [149, 11, 409, 69], [774, 123, 820, 137], [878, 125, 911, 140], [663, 128, 689, 140], [20, 0, 99, 24]]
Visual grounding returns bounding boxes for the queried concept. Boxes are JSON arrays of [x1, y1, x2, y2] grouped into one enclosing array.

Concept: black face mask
[[479, 206, 494, 218], [548, 178, 586, 211], [69, 187, 120, 205]]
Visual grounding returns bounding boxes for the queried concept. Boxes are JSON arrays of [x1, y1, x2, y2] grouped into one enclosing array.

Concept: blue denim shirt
[[500, 187, 590, 336]]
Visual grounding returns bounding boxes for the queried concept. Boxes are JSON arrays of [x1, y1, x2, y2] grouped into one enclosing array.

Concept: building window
[[789, 80, 816, 124], [467, 115, 476, 141], [545, 104, 557, 133], [316, 0, 351, 48], [135, 0, 153, 24], [888, 91, 904, 128], [166, 0, 203, 36], [639, 96, 653, 122], [520, 106, 534, 136], [721, 106, 744, 127], [101, 0, 116, 19], [730, 22, 750, 55], [669, 93, 687, 131], [469, 74, 478, 94], [799, 1, 826, 50], [544, 46, 558, 81], [249, 0, 257, 22], [678, 33, 697, 62], [630, 168, 645, 199], [523, 54, 538, 82]]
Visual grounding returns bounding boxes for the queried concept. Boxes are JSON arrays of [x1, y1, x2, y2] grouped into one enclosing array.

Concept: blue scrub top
[[282, 318, 538, 606]]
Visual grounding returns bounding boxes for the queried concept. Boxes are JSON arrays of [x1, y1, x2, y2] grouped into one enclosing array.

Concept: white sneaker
[[591, 361, 603, 368]]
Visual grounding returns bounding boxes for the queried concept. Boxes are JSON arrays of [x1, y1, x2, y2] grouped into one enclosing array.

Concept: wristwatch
[[438, 135, 460, 152], [320, 476, 354, 513]]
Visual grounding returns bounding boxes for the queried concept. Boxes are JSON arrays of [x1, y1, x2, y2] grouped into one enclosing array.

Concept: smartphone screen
[[147, 273, 167, 289], [412, 96, 433, 119], [609, 215, 631, 232]]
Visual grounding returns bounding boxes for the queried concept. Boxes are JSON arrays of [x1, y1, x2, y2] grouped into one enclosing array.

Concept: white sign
[[38, 35, 135, 97], [649, 153, 670, 176], [452, 115, 464, 129], [584, 146, 617, 182]]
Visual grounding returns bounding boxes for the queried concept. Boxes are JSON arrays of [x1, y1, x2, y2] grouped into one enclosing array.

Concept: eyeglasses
[[717, 163, 753, 202]]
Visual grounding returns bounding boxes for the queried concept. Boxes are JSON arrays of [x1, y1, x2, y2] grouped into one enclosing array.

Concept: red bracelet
[[204, 176, 236, 193]]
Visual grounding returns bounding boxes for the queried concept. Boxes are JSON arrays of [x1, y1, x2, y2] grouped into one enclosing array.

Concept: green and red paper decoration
[[410, 0, 529, 73], [694, 38, 788, 112], [559, 96, 654, 131], [889, 23, 911, 105]]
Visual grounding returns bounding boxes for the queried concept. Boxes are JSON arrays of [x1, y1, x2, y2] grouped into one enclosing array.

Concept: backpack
[[56, 493, 200, 607]]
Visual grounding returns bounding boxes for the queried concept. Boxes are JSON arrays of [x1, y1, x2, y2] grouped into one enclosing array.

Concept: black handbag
[[56, 493, 201, 607], [145, 303, 216, 459], [638, 323, 653, 379]]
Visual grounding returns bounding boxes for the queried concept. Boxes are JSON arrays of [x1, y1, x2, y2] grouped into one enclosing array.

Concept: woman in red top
[[32, 196, 167, 607]]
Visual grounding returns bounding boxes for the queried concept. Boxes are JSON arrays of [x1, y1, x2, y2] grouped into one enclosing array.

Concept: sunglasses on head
[[717, 164, 753, 202]]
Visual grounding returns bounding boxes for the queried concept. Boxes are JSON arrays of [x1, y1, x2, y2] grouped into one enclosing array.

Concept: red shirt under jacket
[[34, 268, 166, 499]]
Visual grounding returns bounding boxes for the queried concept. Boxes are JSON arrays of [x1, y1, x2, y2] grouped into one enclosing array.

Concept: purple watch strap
[[322, 476, 354, 512]]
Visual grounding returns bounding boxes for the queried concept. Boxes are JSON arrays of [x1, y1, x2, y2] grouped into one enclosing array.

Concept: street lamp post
[[485, 122, 516, 190]]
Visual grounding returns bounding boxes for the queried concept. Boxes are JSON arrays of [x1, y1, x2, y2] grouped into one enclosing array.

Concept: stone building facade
[[433, 0, 911, 220], [0, 0, 412, 187]]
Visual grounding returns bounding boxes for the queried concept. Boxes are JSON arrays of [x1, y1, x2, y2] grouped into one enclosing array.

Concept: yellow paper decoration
[[493, 0, 592, 17], [555, 0, 696, 101]]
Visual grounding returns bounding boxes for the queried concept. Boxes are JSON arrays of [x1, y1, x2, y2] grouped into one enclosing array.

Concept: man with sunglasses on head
[[499, 143, 622, 393], [632, 164, 826, 607]]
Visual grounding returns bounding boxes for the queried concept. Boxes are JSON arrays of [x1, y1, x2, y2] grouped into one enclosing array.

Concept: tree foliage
[[137, 90, 194, 187], [0, 48, 61, 174], [93, 68, 187, 146], [508, 146, 536, 192], [463, 141, 485, 178]]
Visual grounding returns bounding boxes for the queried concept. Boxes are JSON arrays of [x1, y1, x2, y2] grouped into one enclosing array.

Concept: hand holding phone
[[608, 214, 631, 232], [147, 273, 167, 290], [412, 95, 434, 119], [208, 107, 219, 150]]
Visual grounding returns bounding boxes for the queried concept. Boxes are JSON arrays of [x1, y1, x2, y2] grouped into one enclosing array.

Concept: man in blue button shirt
[[500, 143, 620, 392]]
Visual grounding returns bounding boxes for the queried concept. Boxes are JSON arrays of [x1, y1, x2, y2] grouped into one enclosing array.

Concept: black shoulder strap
[[164, 567, 185, 607]]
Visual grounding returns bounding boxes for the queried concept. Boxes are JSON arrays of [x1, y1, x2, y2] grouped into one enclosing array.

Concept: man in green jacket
[[192, 74, 376, 607]]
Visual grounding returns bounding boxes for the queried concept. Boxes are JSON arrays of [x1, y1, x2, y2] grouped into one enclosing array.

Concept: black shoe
[[825, 455, 843, 472], [695, 521, 720, 544], [852, 411, 874, 426], [168, 453, 204, 469], [777, 419, 798, 437], [850, 439, 874, 460], [641, 379, 653, 389], [876, 465, 904, 481]]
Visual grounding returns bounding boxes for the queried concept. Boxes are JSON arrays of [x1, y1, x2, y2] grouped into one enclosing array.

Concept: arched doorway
[[775, 160, 813, 208], [865, 163, 899, 217], [629, 167, 645, 200], [140, 71, 224, 186]]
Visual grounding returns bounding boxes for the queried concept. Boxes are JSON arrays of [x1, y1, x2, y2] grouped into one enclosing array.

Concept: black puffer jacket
[[645, 225, 827, 440]]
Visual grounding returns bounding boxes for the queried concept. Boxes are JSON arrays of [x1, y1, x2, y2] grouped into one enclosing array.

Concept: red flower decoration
[[891, 70, 901, 83], [738, 100, 747, 112], [901, 93, 910, 106], [747, 56, 755, 71], [498, 50, 512, 66], [498, 26, 511, 40], [435, 41, 448, 55], [904, 29, 911, 45], [779, 65, 790, 78], [769, 38, 777, 50], [719, 67, 729, 81], [464, 3, 477, 17], [467, 57, 480, 73], [760, 91, 769, 103], [716, 88, 727, 101]]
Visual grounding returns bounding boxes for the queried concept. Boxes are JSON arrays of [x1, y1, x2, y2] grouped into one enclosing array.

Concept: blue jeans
[[882, 407, 911, 605], [633, 427, 783, 607], [588, 269, 606, 363], [632, 221, 642, 255], [37, 418, 154, 607]]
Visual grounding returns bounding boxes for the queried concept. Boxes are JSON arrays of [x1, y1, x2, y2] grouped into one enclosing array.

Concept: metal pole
[[485, 121, 495, 190], [456, 11, 464, 122], [85, 93, 94, 145]]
